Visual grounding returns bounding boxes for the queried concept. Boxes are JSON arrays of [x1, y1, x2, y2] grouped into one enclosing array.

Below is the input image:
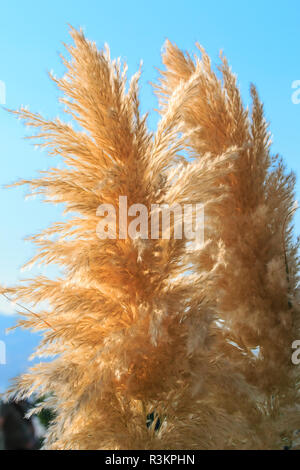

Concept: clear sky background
[[0, 0, 300, 390]]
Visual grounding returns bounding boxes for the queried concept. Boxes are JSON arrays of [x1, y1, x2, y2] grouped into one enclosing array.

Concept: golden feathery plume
[[2, 29, 299, 450], [156, 40, 300, 448]]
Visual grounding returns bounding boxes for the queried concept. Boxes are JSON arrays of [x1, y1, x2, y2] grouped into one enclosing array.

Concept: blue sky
[[0, 0, 300, 390]]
